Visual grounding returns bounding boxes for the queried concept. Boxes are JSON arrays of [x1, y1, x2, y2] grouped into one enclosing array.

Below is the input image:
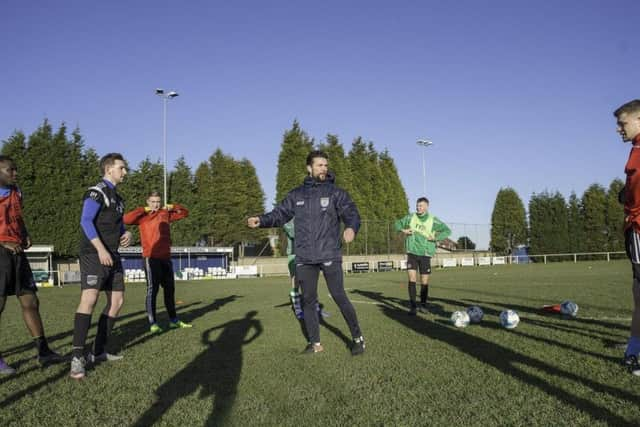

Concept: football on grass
[[466, 306, 484, 323], [451, 311, 470, 328], [499, 310, 520, 329], [560, 300, 578, 317]]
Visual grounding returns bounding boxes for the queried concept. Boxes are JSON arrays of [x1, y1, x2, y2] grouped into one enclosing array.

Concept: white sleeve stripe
[[88, 186, 110, 207]]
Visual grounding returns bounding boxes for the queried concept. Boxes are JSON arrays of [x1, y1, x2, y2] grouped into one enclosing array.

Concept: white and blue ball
[[466, 306, 484, 323], [451, 311, 470, 328], [560, 300, 579, 318], [499, 310, 520, 329]]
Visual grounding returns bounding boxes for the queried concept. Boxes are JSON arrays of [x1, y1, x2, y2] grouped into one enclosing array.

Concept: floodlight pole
[[155, 89, 179, 206], [416, 139, 433, 196], [162, 97, 168, 206]]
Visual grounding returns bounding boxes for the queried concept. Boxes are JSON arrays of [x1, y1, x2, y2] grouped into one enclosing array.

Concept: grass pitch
[[0, 260, 639, 426]]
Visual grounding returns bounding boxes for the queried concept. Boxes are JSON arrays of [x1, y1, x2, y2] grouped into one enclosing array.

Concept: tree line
[[1, 120, 409, 257], [490, 180, 625, 255], [273, 121, 409, 255], [1, 120, 268, 257]]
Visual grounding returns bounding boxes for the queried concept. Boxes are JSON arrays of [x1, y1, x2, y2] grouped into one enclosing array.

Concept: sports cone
[[542, 304, 562, 313]]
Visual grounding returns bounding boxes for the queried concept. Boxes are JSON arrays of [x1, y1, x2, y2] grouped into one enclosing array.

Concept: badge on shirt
[[320, 197, 329, 208]]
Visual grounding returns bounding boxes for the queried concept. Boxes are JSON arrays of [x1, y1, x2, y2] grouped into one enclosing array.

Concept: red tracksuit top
[[123, 204, 188, 259], [624, 135, 640, 232], [0, 186, 26, 244]]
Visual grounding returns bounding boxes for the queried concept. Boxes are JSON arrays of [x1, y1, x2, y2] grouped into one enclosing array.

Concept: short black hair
[[0, 155, 15, 165], [614, 100, 640, 118], [306, 150, 328, 166], [147, 190, 161, 198], [417, 197, 429, 204], [99, 153, 126, 175]]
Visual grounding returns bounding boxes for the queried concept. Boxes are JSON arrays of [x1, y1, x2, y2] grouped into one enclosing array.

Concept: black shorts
[[0, 246, 37, 297], [406, 253, 431, 275], [626, 228, 640, 265], [80, 253, 125, 292]]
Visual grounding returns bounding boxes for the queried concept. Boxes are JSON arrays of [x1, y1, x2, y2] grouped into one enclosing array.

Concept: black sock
[[408, 282, 417, 307], [72, 313, 92, 358], [420, 285, 429, 305], [33, 336, 51, 356], [94, 314, 117, 355]]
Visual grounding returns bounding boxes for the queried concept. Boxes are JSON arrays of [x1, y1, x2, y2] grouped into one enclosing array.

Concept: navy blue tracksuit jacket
[[258, 173, 360, 264]]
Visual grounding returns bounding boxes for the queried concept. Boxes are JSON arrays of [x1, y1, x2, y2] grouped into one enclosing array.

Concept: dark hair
[[306, 150, 328, 166], [99, 153, 126, 175], [417, 197, 429, 204], [0, 155, 15, 165], [614, 100, 640, 118], [147, 190, 161, 198]]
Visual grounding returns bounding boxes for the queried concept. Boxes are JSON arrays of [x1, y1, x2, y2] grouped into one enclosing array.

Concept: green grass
[[1, 260, 639, 426]]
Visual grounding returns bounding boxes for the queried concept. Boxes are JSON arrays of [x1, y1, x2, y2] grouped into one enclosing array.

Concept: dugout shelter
[[24, 245, 55, 285], [119, 246, 233, 280]]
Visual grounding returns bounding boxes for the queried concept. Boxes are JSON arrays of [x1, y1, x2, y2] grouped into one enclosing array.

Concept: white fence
[[437, 251, 627, 267]]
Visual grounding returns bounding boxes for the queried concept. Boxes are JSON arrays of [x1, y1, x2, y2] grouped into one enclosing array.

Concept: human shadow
[[112, 295, 241, 353], [0, 296, 240, 406], [356, 290, 639, 426], [0, 306, 171, 387], [132, 310, 263, 427], [0, 306, 157, 359]]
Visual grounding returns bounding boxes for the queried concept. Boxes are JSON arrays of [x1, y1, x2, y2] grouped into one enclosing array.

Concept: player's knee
[[79, 292, 99, 312], [18, 294, 39, 311], [110, 294, 125, 312], [632, 263, 640, 280]]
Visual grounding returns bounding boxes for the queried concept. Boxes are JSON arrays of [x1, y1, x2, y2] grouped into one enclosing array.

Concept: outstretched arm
[[123, 207, 147, 225], [167, 203, 189, 222], [248, 192, 296, 229]]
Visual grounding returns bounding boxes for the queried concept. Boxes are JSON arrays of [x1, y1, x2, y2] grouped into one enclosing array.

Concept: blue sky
[[2, 1, 639, 249]]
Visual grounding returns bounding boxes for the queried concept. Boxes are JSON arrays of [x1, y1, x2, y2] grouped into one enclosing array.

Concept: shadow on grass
[[353, 289, 639, 426], [111, 295, 241, 353], [275, 298, 352, 349], [0, 296, 240, 407], [132, 310, 262, 427], [463, 297, 629, 333]]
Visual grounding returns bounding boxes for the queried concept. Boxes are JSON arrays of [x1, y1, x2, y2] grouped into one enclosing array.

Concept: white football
[[466, 306, 484, 323], [560, 300, 578, 317], [499, 310, 520, 329], [451, 311, 470, 328]]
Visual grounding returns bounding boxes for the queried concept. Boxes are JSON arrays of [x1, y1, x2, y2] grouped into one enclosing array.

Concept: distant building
[[438, 238, 457, 251]]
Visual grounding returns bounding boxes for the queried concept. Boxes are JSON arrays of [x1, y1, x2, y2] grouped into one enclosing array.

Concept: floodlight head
[[155, 88, 165, 95], [416, 139, 433, 147], [167, 91, 179, 98]]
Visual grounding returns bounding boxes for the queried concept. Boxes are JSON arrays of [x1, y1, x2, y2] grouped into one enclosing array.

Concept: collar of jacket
[[304, 172, 336, 187]]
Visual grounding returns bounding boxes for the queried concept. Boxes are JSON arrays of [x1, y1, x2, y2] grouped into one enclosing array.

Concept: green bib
[[409, 213, 434, 239]]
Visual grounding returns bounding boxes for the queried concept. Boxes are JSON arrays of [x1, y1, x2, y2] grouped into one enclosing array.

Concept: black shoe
[[351, 336, 365, 356], [408, 306, 417, 316], [38, 350, 65, 365], [302, 343, 324, 354], [623, 354, 640, 376], [418, 304, 429, 314]]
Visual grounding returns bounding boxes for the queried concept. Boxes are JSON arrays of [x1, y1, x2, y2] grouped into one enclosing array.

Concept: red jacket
[[624, 135, 640, 232], [0, 186, 26, 244], [123, 204, 188, 259]]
